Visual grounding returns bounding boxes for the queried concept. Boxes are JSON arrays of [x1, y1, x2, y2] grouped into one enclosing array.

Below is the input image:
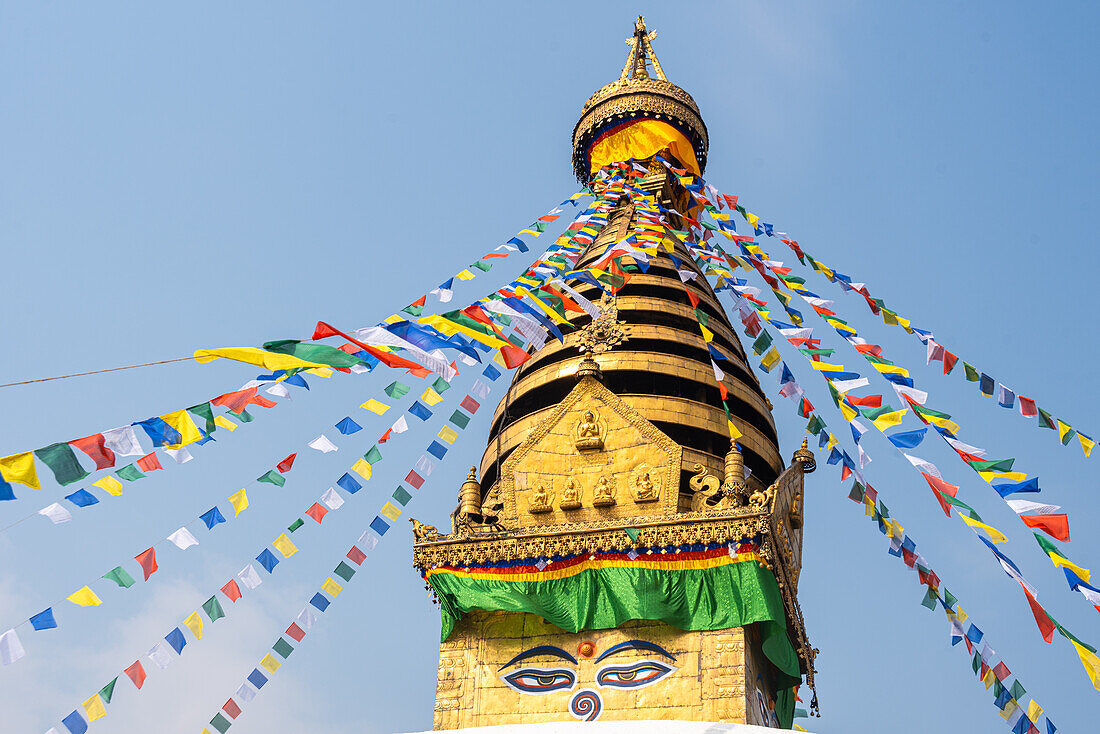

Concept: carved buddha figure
[[529, 483, 554, 514], [634, 471, 659, 503], [592, 475, 616, 507], [574, 409, 604, 451], [560, 478, 582, 510]]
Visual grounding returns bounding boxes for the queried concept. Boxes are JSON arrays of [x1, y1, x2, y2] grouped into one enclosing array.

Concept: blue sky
[[1, 2, 1097, 732]]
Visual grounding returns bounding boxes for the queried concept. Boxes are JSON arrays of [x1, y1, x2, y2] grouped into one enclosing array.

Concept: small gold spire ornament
[[576, 291, 629, 381]]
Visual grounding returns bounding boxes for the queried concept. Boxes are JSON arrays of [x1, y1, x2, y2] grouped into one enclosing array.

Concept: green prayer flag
[[187, 402, 216, 435], [431, 376, 451, 394], [972, 651, 981, 673], [273, 638, 294, 659], [533, 220, 547, 232], [288, 518, 304, 532], [751, 331, 773, 356], [260, 340, 366, 369], [471, 260, 492, 272], [493, 312, 513, 327], [1010, 680, 1027, 700], [920, 587, 938, 610], [202, 595, 225, 623], [384, 381, 410, 399], [694, 308, 710, 328], [966, 458, 1015, 473], [507, 333, 525, 348], [364, 445, 383, 464], [210, 713, 231, 734], [913, 405, 953, 420], [943, 589, 957, 609], [449, 410, 470, 429], [806, 415, 826, 435], [334, 561, 356, 582], [993, 679, 1004, 697], [34, 443, 89, 486], [847, 483, 864, 502], [963, 362, 980, 381], [624, 527, 640, 542], [879, 502, 890, 519], [392, 486, 413, 506], [236, 408, 254, 423], [401, 302, 424, 317], [1032, 532, 1060, 557], [115, 464, 145, 481], [1037, 407, 1057, 429], [98, 677, 117, 705], [102, 567, 136, 588], [859, 405, 893, 421], [257, 470, 286, 487]]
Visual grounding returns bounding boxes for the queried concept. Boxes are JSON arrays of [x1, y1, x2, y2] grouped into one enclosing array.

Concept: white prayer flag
[[235, 683, 256, 703], [307, 435, 338, 454], [0, 629, 25, 665], [38, 503, 72, 525], [711, 361, 725, 382], [391, 416, 409, 434], [357, 530, 379, 550], [1006, 500, 1062, 516], [1080, 586, 1100, 605], [266, 383, 291, 399], [678, 269, 697, 283], [944, 437, 987, 457], [470, 380, 490, 400], [102, 426, 144, 456], [413, 455, 434, 477], [167, 527, 199, 550], [320, 488, 344, 511], [893, 385, 928, 406], [297, 607, 318, 631], [830, 378, 870, 394], [147, 642, 172, 670], [349, 363, 371, 374], [903, 454, 942, 479], [238, 564, 263, 590], [163, 447, 193, 464], [459, 354, 479, 367]]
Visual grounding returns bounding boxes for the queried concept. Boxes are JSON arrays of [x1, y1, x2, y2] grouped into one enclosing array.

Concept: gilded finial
[[793, 437, 817, 474], [466, 466, 477, 481], [620, 15, 666, 82]]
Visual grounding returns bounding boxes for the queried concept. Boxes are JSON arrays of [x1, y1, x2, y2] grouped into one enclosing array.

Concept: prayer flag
[[30, 607, 56, 631], [257, 469, 286, 486], [1057, 420, 1075, 445], [427, 440, 448, 459], [1080, 432, 1095, 457], [380, 501, 402, 522], [62, 711, 87, 734], [409, 401, 433, 420], [229, 488, 248, 516], [183, 611, 203, 640], [64, 489, 98, 508], [335, 416, 362, 435], [888, 428, 927, 449], [384, 381, 411, 399], [460, 395, 481, 414], [238, 564, 262, 589], [34, 443, 89, 486], [213, 415, 238, 432], [438, 425, 459, 444], [310, 592, 331, 612], [92, 476, 123, 496], [1019, 396, 1038, 416], [124, 660, 146, 689], [1020, 514, 1070, 542], [256, 549, 279, 572], [70, 434, 115, 470], [997, 384, 1016, 409], [320, 487, 344, 510], [261, 653, 281, 674], [286, 622, 306, 642], [248, 668, 268, 689], [201, 597, 223, 625], [223, 699, 242, 720], [980, 373, 995, 396], [39, 502, 72, 524], [362, 399, 390, 415], [334, 560, 356, 582], [114, 464, 145, 481], [277, 453, 297, 472], [98, 677, 117, 705], [306, 502, 328, 523], [135, 548, 158, 580], [337, 473, 362, 494], [167, 527, 199, 550], [370, 516, 390, 536], [136, 452, 163, 472], [449, 410, 471, 429], [321, 577, 343, 596], [421, 388, 443, 406], [0, 629, 25, 665], [272, 533, 298, 558], [351, 458, 372, 481], [308, 434, 338, 453], [347, 546, 367, 565], [102, 426, 143, 457], [165, 627, 186, 654], [102, 566, 135, 588], [201, 506, 226, 529], [221, 579, 242, 601], [273, 638, 294, 659]]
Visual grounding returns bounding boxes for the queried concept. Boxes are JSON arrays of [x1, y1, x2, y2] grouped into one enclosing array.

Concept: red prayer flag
[[221, 579, 242, 602], [853, 344, 883, 357], [943, 351, 958, 375], [135, 548, 158, 581], [285, 622, 306, 642], [212, 387, 258, 414], [223, 699, 242, 720], [346, 546, 367, 565], [305, 502, 328, 524], [312, 321, 431, 376], [992, 662, 1010, 680], [136, 452, 162, 472], [1020, 514, 1070, 542], [500, 343, 530, 369], [921, 473, 959, 517], [249, 394, 277, 409], [405, 470, 425, 490], [276, 454, 297, 473], [840, 464, 852, 481], [686, 290, 700, 309], [69, 434, 115, 470], [847, 395, 883, 408], [460, 396, 480, 414], [378, 428, 393, 444], [1022, 586, 1056, 643], [1018, 396, 1038, 417], [124, 660, 147, 689]]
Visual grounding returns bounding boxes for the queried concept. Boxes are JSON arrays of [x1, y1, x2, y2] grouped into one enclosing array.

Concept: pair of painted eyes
[[501, 660, 674, 694]]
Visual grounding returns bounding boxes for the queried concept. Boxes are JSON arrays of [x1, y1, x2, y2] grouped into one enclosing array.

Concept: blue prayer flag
[[882, 373, 914, 388], [309, 592, 330, 612], [426, 441, 448, 460], [826, 448, 843, 465], [62, 710, 88, 734], [165, 627, 187, 654], [409, 401, 433, 421], [887, 428, 927, 449], [248, 668, 268, 689], [337, 473, 362, 494], [966, 624, 983, 644], [507, 237, 529, 253], [370, 516, 390, 536], [200, 506, 226, 529], [335, 417, 362, 435], [30, 607, 56, 631], [64, 489, 99, 508], [256, 549, 279, 573], [284, 373, 310, 389], [980, 373, 995, 396], [0, 480, 14, 501], [133, 417, 182, 447], [992, 477, 1040, 498]]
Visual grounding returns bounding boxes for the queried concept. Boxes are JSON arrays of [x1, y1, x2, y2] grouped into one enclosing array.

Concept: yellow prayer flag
[[419, 315, 510, 349], [1071, 639, 1100, 691], [727, 419, 742, 441], [213, 415, 238, 432], [978, 471, 1028, 484], [380, 501, 401, 522], [955, 607, 969, 624], [383, 314, 404, 324], [437, 426, 459, 445], [193, 347, 330, 372], [455, 269, 476, 281], [83, 693, 106, 722], [810, 361, 845, 372], [160, 409, 203, 448], [229, 488, 248, 516], [0, 452, 40, 490], [272, 533, 298, 559], [513, 287, 570, 326], [184, 611, 203, 640], [67, 586, 102, 607], [760, 348, 781, 371], [93, 476, 124, 497], [1079, 433, 1095, 458], [982, 667, 995, 689], [260, 653, 281, 674], [999, 700, 1018, 722], [960, 514, 1008, 543], [321, 577, 343, 597], [1026, 700, 1043, 722], [839, 401, 859, 422], [493, 349, 506, 367], [1046, 552, 1091, 583], [921, 414, 961, 436], [872, 363, 910, 377], [826, 434, 839, 451], [304, 367, 334, 378], [698, 324, 714, 343], [871, 409, 908, 431], [745, 211, 760, 228], [361, 399, 390, 415], [351, 459, 372, 482], [421, 388, 443, 406], [1057, 420, 1074, 445]]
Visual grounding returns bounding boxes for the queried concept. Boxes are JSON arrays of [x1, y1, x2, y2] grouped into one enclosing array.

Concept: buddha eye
[[596, 659, 675, 689], [500, 667, 576, 695]]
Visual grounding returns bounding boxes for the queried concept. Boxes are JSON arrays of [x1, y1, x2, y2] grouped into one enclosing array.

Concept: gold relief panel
[[501, 375, 682, 529]]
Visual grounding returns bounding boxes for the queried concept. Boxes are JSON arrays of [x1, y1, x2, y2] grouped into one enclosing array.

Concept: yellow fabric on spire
[[160, 409, 203, 448], [67, 586, 102, 607], [587, 119, 700, 175], [0, 452, 39, 490], [321, 577, 343, 597], [229, 489, 248, 516], [93, 476, 124, 497], [193, 347, 331, 371], [83, 693, 107, 722], [272, 533, 298, 559], [184, 611, 203, 640]]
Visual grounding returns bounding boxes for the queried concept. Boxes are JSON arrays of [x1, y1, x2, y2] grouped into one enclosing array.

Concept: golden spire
[[619, 16, 667, 82]]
